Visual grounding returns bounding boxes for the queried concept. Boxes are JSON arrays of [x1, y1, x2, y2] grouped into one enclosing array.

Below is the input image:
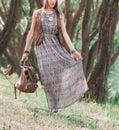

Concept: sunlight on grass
[[0, 73, 119, 130]]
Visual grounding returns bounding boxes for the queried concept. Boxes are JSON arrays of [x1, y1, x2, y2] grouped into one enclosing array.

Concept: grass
[[0, 73, 119, 130]]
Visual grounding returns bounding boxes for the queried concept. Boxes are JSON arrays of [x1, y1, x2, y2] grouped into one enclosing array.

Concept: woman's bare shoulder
[[34, 8, 43, 14], [32, 8, 43, 18], [59, 12, 65, 22]]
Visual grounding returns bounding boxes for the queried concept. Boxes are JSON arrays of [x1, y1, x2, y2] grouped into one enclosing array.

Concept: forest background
[[0, 0, 119, 130]]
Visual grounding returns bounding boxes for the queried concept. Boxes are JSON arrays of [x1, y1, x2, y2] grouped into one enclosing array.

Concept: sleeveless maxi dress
[[35, 11, 88, 109]]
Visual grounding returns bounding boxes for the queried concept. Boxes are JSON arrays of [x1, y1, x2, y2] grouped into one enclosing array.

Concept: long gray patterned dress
[[35, 11, 88, 109]]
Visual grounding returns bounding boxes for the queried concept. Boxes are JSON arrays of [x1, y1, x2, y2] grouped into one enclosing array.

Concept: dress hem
[[47, 88, 89, 109]]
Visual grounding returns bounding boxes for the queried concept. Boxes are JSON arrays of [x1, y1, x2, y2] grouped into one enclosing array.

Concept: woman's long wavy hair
[[43, 0, 62, 16]]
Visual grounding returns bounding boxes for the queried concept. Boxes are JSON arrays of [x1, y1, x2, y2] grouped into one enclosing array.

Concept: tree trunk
[[65, 0, 72, 36], [70, 0, 85, 40], [88, 0, 119, 102], [0, 0, 22, 57], [35, 0, 43, 8], [81, 0, 92, 75]]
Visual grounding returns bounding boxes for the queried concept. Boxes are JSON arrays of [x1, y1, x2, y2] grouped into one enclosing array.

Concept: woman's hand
[[21, 53, 29, 63], [72, 51, 83, 61]]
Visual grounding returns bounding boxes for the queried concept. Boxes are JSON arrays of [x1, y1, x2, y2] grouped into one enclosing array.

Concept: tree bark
[[81, 0, 93, 75], [111, 49, 119, 65], [86, 40, 99, 81], [35, 0, 43, 8], [88, 0, 119, 102], [0, 0, 22, 57], [65, 0, 72, 35], [70, 0, 85, 40]]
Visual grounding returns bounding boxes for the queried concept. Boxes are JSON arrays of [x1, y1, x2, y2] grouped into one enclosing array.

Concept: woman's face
[[47, 0, 57, 8]]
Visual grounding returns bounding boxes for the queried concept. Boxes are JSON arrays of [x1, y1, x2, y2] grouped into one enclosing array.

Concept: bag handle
[[19, 60, 31, 68]]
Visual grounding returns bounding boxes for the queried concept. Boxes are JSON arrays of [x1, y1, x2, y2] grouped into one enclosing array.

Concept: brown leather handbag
[[14, 61, 39, 99]]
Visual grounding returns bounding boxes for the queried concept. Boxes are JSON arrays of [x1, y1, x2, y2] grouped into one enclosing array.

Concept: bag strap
[[14, 85, 17, 99], [19, 60, 31, 68], [14, 84, 21, 99]]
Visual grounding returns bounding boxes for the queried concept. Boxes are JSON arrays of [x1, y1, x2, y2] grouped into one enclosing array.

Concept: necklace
[[46, 14, 54, 22], [43, 9, 55, 22], [48, 15, 54, 21]]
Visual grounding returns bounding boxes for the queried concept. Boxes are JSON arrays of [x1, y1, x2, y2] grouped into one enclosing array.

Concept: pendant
[[48, 16, 53, 21]]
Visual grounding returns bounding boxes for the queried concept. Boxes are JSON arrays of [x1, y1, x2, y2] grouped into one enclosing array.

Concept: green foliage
[[0, 0, 10, 11], [20, 17, 28, 34], [107, 23, 119, 105], [1, 0, 119, 109], [1, 55, 9, 68], [113, 24, 119, 51], [73, 12, 84, 52], [19, 0, 31, 34], [71, 0, 80, 12], [22, 0, 30, 15], [108, 57, 119, 105]]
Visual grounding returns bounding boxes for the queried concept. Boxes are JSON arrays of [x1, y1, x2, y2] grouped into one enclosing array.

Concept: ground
[[0, 73, 119, 130]]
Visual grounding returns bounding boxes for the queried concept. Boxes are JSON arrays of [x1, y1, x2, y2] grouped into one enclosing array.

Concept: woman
[[21, 0, 88, 114]]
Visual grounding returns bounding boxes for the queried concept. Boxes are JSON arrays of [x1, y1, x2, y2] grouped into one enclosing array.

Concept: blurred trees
[[0, 0, 22, 74], [0, 0, 43, 75], [63, 0, 119, 102], [88, 0, 119, 102], [0, 0, 119, 102]]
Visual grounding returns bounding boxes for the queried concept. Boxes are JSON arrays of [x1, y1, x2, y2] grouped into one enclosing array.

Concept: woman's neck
[[45, 7, 54, 12], [44, 7, 55, 14]]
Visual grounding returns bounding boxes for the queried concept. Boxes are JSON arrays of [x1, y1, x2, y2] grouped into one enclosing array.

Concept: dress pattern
[[35, 11, 88, 109]]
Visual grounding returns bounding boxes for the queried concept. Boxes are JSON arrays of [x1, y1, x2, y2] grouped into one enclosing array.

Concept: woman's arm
[[60, 13, 82, 60], [23, 10, 38, 52], [21, 9, 40, 62], [60, 14, 76, 53]]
